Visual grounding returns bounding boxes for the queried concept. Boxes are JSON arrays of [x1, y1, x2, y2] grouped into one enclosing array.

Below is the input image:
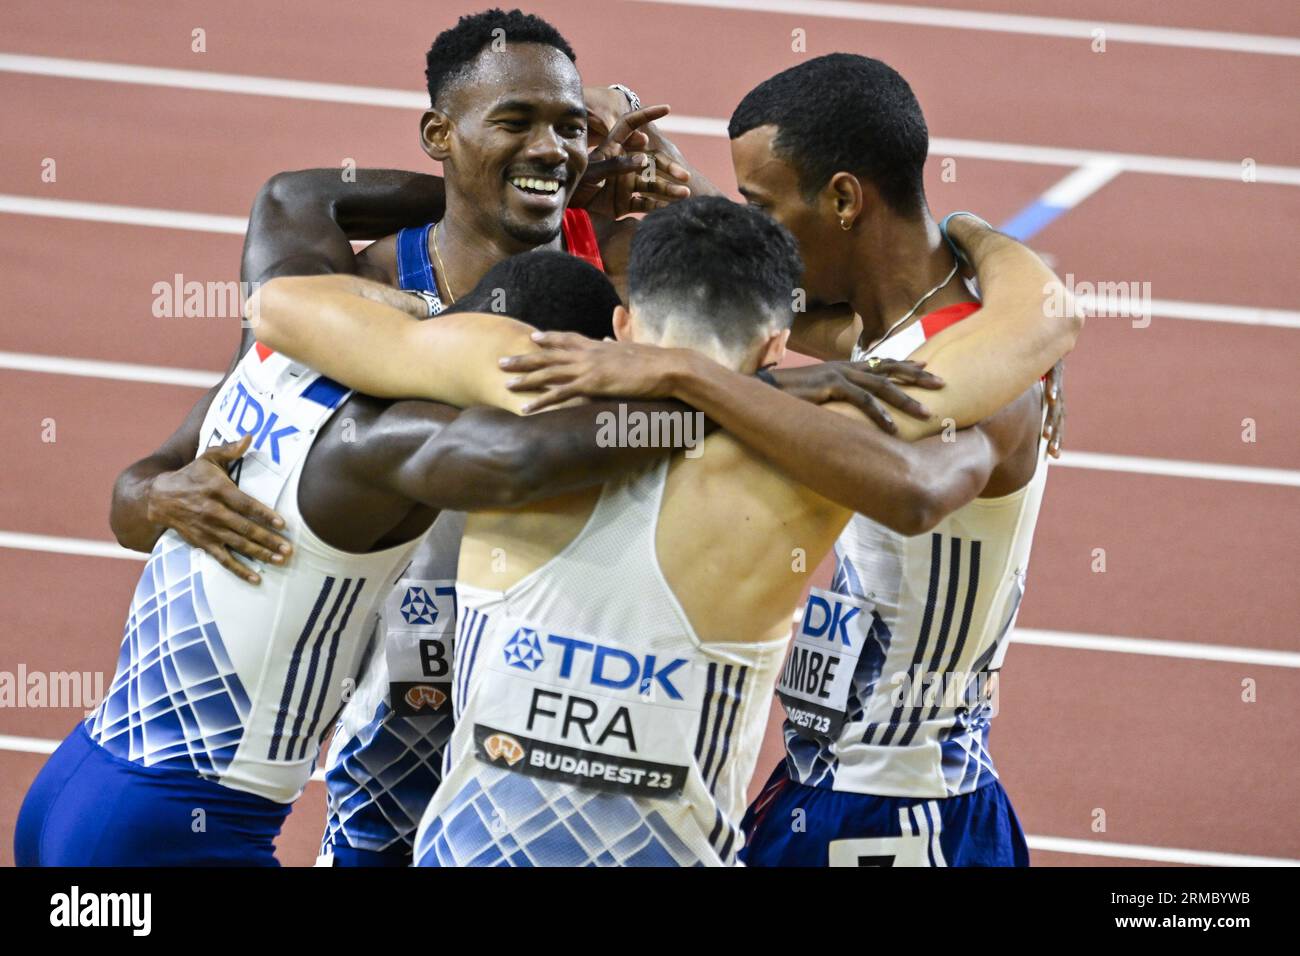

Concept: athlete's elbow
[[882, 467, 945, 536], [442, 427, 540, 510]]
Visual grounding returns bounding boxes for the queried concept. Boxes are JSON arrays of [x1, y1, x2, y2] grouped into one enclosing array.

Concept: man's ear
[[420, 109, 453, 162], [612, 304, 634, 342], [758, 327, 791, 370], [826, 171, 865, 230]]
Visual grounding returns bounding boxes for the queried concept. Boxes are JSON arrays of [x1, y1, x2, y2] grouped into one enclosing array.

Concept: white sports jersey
[[413, 459, 786, 866], [778, 301, 1048, 798], [87, 346, 422, 803], [319, 510, 465, 858]]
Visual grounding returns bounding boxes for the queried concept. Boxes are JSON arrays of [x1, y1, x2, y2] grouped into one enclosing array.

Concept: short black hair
[[627, 197, 802, 354], [444, 249, 619, 340], [425, 8, 577, 109], [728, 54, 928, 217]]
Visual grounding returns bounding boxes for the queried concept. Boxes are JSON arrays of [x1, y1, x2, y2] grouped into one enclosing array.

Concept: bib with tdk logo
[[777, 587, 875, 740], [470, 617, 701, 799]]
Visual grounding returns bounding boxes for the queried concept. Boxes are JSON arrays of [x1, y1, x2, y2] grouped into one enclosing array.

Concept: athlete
[[104, 9, 704, 867], [15, 247, 720, 866], [508, 55, 1070, 866], [248, 192, 1078, 865]]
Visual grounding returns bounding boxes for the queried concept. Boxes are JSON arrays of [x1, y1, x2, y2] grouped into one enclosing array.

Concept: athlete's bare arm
[[501, 335, 1038, 534], [888, 216, 1080, 438], [108, 170, 422, 576], [302, 393, 692, 552], [250, 274, 936, 432], [251, 276, 545, 413]]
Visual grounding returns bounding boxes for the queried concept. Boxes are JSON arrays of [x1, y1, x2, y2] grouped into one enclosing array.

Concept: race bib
[[471, 619, 700, 798], [777, 588, 875, 739], [384, 578, 457, 718], [200, 355, 349, 507]]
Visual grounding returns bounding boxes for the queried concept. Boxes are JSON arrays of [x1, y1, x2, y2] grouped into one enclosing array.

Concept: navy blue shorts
[[15, 723, 291, 867], [740, 763, 1029, 867]]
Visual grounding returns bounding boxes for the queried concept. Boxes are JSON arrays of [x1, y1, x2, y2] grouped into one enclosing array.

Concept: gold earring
[[840, 218, 852, 231]]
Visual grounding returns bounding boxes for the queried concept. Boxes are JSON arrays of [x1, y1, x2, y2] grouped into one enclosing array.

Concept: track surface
[[1, 0, 1297, 867]]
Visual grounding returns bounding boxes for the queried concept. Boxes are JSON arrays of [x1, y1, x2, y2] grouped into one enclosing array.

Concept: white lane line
[[0, 350, 221, 389], [0, 734, 59, 756], [795, 609, 1297, 668], [0, 193, 247, 234], [4, 197, 1299, 331], [2, 54, 1298, 185], [928, 136, 1300, 185], [1053, 451, 1300, 488], [0, 531, 143, 562], [1141, 299, 1300, 329], [1026, 835, 1300, 867], [4, 531, 1295, 667], [0, 729, 1289, 864], [0, 52, 426, 108], [1012, 629, 1300, 669], [3, 355, 1299, 487], [1039, 160, 1125, 208], [631, 0, 1300, 57]]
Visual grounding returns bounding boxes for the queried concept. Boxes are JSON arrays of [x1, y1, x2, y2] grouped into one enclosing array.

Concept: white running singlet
[[87, 345, 423, 803], [413, 459, 786, 866], [778, 301, 1049, 798]]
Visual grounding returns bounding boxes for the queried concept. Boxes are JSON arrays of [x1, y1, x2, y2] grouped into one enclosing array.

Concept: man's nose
[[522, 126, 568, 166]]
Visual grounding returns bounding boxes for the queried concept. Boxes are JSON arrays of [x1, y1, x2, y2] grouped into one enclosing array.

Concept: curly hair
[[729, 54, 928, 217], [425, 8, 577, 108]]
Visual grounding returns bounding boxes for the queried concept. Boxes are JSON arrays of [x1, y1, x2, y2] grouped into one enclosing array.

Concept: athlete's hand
[[145, 434, 292, 584], [1043, 360, 1065, 458], [769, 360, 944, 435], [500, 332, 693, 412], [573, 103, 691, 218]]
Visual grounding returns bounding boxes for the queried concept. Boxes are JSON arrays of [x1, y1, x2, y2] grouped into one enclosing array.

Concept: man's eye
[[560, 124, 586, 138], [498, 119, 528, 130]]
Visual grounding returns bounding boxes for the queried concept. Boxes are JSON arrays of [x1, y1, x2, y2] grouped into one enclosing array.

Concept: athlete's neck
[[432, 200, 564, 303], [848, 213, 970, 350]]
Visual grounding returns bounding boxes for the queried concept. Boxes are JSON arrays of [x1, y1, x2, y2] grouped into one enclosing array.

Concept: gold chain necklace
[[431, 221, 456, 304]]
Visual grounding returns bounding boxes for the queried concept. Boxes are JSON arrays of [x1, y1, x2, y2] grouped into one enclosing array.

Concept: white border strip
[[1012, 628, 1300, 669], [631, 0, 1300, 57], [1027, 834, 1300, 867], [2, 54, 1298, 185], [1054, 451, 1300, 488]]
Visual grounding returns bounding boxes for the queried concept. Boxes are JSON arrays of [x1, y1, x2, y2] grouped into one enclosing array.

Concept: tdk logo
[[505, 627, 687, 700], [400, 586, 438, 626], [801, 594, 862, 646], [503, 627, 545, 671], [223, 381, 298, 464]]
